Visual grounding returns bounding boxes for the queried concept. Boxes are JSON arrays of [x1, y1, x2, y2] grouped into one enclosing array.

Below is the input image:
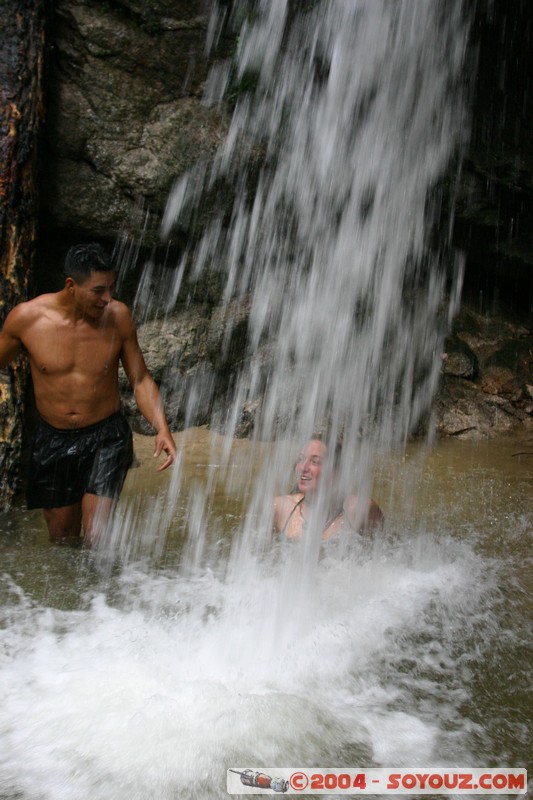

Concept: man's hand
[[153, 429, 177, 472]]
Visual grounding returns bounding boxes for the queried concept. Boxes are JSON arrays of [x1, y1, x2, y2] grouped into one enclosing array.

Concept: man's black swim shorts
[[27, 411, 134, 509]]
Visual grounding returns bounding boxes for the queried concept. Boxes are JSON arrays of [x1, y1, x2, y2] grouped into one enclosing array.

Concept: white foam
[[0, 532, 490, 799]]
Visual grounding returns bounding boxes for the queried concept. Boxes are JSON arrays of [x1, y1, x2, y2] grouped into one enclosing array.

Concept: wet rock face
[[453, 2, 533, 320], [117, 301, 533, 441], [435, 308, 533, 440], [40, 2, 533, 294], [41, 0, 230, 242], [442, 334, 479, 380], [35, 1, 532, 442]]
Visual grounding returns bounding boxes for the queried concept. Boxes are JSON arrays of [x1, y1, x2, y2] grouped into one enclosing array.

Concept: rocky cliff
[[35, 0, 533, 442]]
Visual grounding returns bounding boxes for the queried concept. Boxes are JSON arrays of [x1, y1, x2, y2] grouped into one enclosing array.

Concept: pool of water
[[0, 429, 531, 799]]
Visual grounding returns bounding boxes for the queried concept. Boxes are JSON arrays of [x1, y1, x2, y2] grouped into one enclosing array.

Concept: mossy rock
[[443, 333, 479, 379], [485, 338, 533, 379]]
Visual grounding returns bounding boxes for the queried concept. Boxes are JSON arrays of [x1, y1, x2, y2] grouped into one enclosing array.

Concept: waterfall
[[160, 0, 471, 560], [9, 6, 526, 800]]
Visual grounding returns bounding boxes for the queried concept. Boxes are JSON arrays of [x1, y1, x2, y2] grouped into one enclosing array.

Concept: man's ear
[[65, 277, 75, 291]]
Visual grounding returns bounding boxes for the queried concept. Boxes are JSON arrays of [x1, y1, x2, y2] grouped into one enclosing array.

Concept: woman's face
[[295, 440, 327, 496]]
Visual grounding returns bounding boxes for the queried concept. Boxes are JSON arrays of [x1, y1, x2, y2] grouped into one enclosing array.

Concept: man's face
[[70, 270, 116, 320]]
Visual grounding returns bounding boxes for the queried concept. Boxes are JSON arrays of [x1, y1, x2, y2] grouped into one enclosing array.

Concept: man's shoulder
[[108, 299, 134, 322], [107, 300, 136, 337], [4, 294, 54, 328]]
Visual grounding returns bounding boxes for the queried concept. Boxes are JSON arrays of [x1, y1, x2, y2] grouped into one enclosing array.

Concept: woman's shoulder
[[274, 492, 303, 512], [343, 494, 384, 529], [273, 493, 303, 532]]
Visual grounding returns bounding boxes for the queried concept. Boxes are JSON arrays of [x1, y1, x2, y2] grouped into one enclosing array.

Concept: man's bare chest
[[25, 321, 121, 376]]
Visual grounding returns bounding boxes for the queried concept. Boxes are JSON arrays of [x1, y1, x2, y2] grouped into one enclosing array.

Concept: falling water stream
[[0, 2, 531, 799]]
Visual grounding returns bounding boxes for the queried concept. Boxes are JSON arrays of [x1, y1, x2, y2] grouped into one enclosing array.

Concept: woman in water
[[273, 437, 383, 539]]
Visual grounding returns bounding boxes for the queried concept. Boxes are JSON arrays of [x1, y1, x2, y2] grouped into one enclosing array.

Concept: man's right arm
[[0, 308, 23, 369]]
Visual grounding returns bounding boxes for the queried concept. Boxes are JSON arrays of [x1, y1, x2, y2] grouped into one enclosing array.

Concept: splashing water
[[3, 3, 529, 800], [161, 0, 472, 599], [165, 0, 468, 446], [161, 0, 471, 556], [0, 513, 515, 800]]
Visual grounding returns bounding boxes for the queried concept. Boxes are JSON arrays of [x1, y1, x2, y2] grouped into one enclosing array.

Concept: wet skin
[[0, 270, 176, 546], [273, 439, 383, 539]]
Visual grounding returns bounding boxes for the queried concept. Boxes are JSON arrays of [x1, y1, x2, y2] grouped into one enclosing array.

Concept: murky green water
[[0, 430, 531, 799]]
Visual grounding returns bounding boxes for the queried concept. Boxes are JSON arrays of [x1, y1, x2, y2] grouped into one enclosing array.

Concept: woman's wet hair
[[309, 430, 344, 470]]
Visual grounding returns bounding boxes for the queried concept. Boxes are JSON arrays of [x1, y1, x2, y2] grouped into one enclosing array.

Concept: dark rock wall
[[38, 0, 231, 288], [32, 0, 533, 441], [453, 0, 533, 322]]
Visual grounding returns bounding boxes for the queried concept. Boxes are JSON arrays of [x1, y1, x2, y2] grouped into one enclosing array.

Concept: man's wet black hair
[[64, 243, 114, 283]]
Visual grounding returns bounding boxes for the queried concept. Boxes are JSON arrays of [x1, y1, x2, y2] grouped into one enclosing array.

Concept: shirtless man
[[0, 243, 176, 547], [274, 438, 383, 539]]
